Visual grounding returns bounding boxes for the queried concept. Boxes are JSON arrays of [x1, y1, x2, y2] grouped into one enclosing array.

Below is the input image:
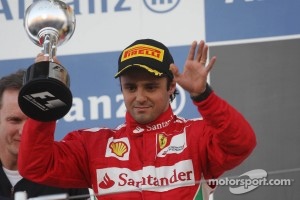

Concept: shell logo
[[109, 141, 128, 157]]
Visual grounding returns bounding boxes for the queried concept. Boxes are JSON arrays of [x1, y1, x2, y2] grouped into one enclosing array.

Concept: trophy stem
[[38, 28, 59, 61]]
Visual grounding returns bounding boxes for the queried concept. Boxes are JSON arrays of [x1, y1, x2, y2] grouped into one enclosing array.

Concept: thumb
[[52, 56, 61, 65], [169, 63, 180, 78]]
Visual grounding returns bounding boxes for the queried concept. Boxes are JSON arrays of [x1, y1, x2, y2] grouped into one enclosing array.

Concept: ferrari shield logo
[[158, 133, 167, 149]]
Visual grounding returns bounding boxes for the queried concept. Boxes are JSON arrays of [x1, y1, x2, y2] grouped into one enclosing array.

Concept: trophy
[[18, 0, 76, 122]]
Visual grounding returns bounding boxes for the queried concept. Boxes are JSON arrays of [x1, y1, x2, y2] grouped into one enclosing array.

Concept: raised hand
[[169, 40, 216, 97]]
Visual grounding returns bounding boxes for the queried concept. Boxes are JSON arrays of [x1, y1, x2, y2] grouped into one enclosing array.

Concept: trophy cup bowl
[[18, 0, 76, 122]]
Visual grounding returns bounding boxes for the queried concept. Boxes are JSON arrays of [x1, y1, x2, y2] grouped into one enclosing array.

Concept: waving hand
[[169, 40, 216, 97]]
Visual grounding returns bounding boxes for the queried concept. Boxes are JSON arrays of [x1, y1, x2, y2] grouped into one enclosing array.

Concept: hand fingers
[[188, 40, 208, 65], [35, 53, 49, 62], [186, 41, 197, 60], [196, 40, 205, 62], [199, 44, 208, 65], [52, 56, 61, 64], [205, 56, 217, 73], [34, 53, 61, 64]]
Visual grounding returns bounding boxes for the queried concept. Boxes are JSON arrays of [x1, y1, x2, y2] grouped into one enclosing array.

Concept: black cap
[[115, 39, 174, 79]]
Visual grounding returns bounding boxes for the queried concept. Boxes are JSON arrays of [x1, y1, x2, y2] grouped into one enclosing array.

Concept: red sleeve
[[194, 92, 256, 179], [18, 118, 91, 188]]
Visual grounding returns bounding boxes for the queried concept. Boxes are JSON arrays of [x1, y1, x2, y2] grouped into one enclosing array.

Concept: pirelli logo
[[121, 44, 164, 62]]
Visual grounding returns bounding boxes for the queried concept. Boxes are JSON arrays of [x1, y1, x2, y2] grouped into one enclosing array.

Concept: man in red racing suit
[[18, 39, 256, 200]]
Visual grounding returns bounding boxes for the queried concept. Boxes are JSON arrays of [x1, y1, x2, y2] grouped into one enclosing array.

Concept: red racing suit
[[19, 92, 256, 200]]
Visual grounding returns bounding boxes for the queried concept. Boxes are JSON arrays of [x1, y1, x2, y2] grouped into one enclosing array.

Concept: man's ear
[[168, 80, 177, 94]]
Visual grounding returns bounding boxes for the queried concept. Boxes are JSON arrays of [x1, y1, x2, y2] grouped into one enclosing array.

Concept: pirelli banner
[[1, 1, 299, 200]]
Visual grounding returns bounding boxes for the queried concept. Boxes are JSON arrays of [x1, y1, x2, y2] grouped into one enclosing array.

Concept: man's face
[[120, 68, 176, 124], [0, 89, 28, 159]]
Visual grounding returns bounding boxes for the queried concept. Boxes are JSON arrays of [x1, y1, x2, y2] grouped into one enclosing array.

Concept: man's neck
[[0, 154, 18, 170]]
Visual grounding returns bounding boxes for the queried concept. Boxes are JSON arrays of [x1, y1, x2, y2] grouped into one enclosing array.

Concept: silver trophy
[[18, 0, 76, 121]]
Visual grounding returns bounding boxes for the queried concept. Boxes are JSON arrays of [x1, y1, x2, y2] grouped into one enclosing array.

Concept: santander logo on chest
[[96, 160, 195, 194], [100, 130, 191, 194]]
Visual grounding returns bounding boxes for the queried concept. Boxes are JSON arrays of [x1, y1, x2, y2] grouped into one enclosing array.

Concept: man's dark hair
[[0, 69, 25, 108]]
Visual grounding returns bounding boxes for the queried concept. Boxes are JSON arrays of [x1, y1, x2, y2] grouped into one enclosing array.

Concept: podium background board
[[1, 0, 299, 199]]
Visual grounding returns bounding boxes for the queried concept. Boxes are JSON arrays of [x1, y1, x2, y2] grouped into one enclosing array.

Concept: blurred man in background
[[0, 69, 90, 199]]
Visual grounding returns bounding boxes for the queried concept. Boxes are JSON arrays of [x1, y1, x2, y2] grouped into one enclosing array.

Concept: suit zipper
[[11, 186, 14, 199]]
